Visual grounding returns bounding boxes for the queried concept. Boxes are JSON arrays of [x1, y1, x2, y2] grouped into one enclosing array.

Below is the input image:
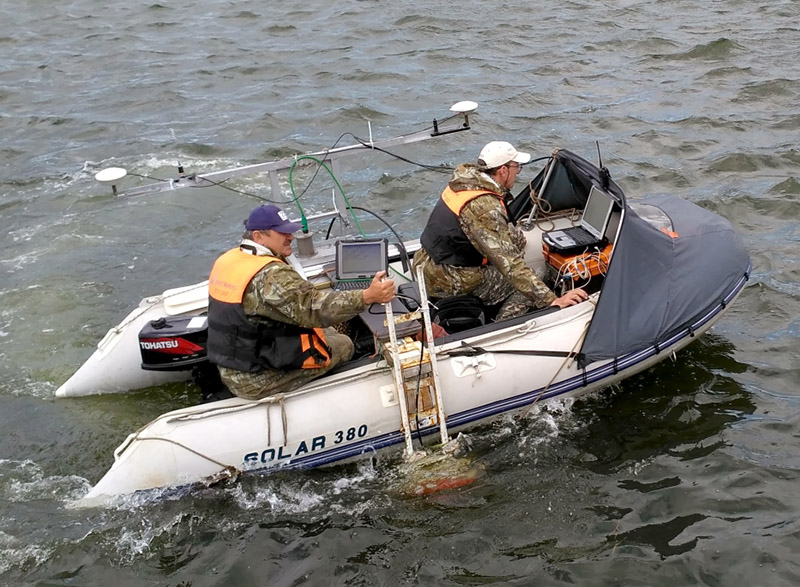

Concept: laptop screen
[[581, 185, 616, 240], [336, 239, 388, 280]]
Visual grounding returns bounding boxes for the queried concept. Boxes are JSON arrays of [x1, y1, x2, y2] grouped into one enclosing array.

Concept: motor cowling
[[138, 315, 208, 371]]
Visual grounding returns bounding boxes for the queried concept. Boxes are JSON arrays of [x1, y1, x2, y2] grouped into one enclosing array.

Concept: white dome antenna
[[95, 167, 127, 196], [432, 101, 478, 137], [449, 100, 478, 113]]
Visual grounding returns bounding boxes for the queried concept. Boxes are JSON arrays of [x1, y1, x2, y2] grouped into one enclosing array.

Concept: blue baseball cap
[[245, 205, 303, 233]]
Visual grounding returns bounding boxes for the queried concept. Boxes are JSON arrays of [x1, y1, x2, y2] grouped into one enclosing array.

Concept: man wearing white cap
[[414, 141, 587, 321]]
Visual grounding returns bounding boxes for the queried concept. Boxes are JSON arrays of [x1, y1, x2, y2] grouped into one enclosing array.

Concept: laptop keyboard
[[562, 226, 600, 246], [333, 279, 372, 291]]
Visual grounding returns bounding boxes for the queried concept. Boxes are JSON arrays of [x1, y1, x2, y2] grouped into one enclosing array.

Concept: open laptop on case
[[332, 239, 388, 291], [542, 184, 616, 255]]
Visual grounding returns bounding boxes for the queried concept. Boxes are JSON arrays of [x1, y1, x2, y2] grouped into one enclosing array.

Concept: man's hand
[[362, 271, 396, 305], [550, 288, 588, 309]]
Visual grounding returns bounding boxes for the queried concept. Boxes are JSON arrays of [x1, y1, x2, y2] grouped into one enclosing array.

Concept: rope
[[264, 394, 289, 446], [126, 395, 291, 482], [131, 435, 240, 476], [266, 402, 272, 446], [280, 395, 288, 446], [517, 299, 596, 419], [519, 178, 581, 232]]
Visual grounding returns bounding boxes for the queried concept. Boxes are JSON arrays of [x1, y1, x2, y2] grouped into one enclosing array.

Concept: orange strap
[[300, 328, 332, 369]]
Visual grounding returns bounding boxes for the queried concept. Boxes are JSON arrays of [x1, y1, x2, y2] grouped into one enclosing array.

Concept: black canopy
[[511, 149, 751, 368], [580, 192, 750, 366]]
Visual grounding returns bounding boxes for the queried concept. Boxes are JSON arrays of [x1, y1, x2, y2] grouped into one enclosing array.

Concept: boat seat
[[397, 279, 564, 341]]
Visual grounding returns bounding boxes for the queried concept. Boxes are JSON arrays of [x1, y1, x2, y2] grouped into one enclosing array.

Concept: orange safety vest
[[420, 187, 507, 267], [207, 248, 331, 372]]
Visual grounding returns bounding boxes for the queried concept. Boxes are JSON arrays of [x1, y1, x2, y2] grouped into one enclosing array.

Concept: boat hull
[[79, 276, 745, 505]]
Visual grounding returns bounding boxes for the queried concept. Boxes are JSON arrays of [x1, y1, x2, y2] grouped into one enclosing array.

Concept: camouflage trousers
[[413, 248, 533, 321], [218, 327, 355, 400], [470, 267, 534, 321]]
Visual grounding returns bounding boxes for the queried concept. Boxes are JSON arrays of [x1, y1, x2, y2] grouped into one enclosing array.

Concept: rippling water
[[2, 0, 799, 584]]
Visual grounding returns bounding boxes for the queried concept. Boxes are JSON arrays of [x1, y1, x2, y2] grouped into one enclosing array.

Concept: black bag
[[431, 295, 486, 333]]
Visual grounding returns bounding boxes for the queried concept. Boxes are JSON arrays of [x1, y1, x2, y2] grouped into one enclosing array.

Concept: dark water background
[[1, 0, 799, 585]]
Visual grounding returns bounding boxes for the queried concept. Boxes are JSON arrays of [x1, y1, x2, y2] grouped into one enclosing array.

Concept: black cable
[[366, 295, 419, 314], [191, 175, 294, 204], [127, 171, 171, 183], [365, 294, 429, 315], [348, 134, 549, 173], [523, 156, 551, 166], [124, 117, 548, 213], [324, 217, 338, 240], [291, 132, 352, 202], [348, 135, 453, 172], [125, 132, 354, 205], [126, 171, 294, 204], [349, 206, 410, 274], [412, 335, 426, 449], [396, 293, 423, 308], [368, 293, 435, 312]]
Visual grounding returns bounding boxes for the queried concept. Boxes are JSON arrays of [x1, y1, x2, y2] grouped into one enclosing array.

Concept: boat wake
[[0, 458, 90, 504], [0, 459, 92, 574]]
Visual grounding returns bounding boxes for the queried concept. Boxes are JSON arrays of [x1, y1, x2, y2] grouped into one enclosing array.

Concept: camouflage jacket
[[240, 241, 366, 328], [415, 164, 556, 307]]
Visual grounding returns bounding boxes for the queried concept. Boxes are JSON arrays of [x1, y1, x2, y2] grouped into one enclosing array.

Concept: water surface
[[1, 0, 799, 585]]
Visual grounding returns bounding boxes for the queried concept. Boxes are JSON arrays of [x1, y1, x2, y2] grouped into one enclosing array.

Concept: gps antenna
[[171, 128, 185, 177], [596, 140, 610, 191]]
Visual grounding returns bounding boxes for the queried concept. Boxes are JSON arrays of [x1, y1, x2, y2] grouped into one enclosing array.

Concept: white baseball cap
[[477, 141, 531, 169]]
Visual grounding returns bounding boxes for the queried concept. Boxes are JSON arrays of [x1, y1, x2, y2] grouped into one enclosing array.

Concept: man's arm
[[459, 196, 557, 308], [246, 263, 367, 328]]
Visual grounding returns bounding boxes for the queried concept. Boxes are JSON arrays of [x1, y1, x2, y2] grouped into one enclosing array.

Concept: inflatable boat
[[59, 104, 750, 503]]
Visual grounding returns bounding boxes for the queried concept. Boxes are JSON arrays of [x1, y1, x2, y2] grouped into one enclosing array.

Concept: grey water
[[1, 0, 799, 584]]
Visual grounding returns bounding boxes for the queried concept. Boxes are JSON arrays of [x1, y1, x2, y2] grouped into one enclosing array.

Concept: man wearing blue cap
[[207, 204, 395, 400]]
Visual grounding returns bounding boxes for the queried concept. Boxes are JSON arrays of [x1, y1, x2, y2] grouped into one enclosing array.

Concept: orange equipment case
[[542, 242, 613, 281]]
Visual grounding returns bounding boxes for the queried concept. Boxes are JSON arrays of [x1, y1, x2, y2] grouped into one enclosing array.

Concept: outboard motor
[[139, 315, 208, 370], [138, 315, 231, 402]]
